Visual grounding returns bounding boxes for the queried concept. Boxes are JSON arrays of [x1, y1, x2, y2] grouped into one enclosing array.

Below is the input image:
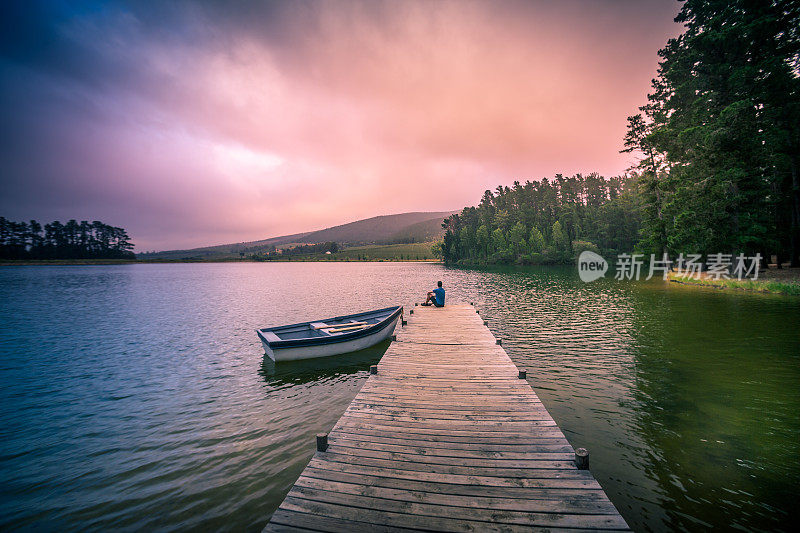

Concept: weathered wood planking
[[264, 304, 629, 532]]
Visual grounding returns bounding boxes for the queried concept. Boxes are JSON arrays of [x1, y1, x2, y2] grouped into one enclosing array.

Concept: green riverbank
[[668, 269, 800, 296], [2, 243, 440, 265]]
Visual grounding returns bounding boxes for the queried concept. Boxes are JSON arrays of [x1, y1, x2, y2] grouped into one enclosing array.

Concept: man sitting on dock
[[422, 281, 445, 307]]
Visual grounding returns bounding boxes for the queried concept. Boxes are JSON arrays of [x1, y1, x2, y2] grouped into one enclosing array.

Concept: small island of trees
[[0, 218, 135, 260]]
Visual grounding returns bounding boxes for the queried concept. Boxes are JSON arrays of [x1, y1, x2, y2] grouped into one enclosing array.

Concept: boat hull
[[261, 313, 399, 362]]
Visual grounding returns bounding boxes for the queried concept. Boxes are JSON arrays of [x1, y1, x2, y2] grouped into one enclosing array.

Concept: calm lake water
[[1, 262, 798, 531]]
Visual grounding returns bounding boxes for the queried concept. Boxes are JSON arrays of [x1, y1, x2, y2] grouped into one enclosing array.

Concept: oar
[[312, 321, 367, 330], [324, 324, 371, 333]]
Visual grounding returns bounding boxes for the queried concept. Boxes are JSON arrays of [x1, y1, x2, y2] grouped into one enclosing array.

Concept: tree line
[[0, 218, 135, 260], [438, 174, 641, 264], [440, 0, 799, 267], [622, 0, 799, 266]]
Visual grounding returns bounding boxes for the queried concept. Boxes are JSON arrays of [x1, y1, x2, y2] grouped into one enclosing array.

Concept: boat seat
[[310, 320, 372, 335], [310, 322, 334, 335], [260, 330, 282, 343]]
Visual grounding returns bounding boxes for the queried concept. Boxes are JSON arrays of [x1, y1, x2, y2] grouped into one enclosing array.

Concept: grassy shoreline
[[2, 243, 440, 265], [0, 258, 441, 266], [0, 259, 441, 266], [667, 271, 800, 296]]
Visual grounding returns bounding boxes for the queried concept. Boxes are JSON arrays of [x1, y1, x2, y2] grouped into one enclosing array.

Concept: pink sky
[[0, 1, 683, 250]]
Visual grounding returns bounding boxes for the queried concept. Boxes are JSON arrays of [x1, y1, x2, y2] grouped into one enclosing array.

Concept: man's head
[[437, 281, 443, 288]]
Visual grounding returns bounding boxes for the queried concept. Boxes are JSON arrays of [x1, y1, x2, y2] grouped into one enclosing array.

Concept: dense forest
[[441, 0, 800, 266], [0, 218, 135, 260], [438, 175, 640, 264]]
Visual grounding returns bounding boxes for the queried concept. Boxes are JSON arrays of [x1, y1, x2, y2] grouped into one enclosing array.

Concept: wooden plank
[[337, 413, 559, 426], [267, 508, 418, 532], [349, 400, 547, 410], [292, 476, 620, 514], [332, 426, 570, 444], [304, 459, 604, 489], [301, 467, 611, 501], [279, 496, 630, 531], [288, 485, 628, 525], [327, 436, 575, 456], [355, 388, 539, 397], [344, 404, 553, 415], [349, 399, 547, 409], [361, 378, 532, 386], [335, 421, 563, 434], [344, 405, 553, 417], [329, 431, 571, 448], [264, 304, 629, 531], [310, 452, 580, 475], [321, 447, 577, 468]]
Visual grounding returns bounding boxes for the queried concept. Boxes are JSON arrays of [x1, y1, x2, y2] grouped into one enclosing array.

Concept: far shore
[[0, 258, 442, 266], [1, 259, 140, 266]]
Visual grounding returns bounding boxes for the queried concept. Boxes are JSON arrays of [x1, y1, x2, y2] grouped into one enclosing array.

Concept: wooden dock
[[264, 304, 629, 532]]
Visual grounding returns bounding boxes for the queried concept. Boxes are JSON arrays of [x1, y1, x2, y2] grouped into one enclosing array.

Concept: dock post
[[410, 309, 414, 314], [415, 303, 418, 306], [483, 320, 488, 326], [401, 320, 407, 326], [370, 365, 378, 375], [496, 339, 502, 345], [316, 433, 328, 452], [518, 369, 527, 379], [391, 334, 397, 341], [575, 448, 589, 469]]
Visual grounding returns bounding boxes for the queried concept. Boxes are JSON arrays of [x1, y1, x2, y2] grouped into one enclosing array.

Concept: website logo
[[578, 250, 608, 282]]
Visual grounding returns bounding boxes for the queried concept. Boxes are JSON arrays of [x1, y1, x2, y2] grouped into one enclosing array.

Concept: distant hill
[[296, 211, 454, 245], [138, 211, 455, 260], [386, 216, 451, 244]]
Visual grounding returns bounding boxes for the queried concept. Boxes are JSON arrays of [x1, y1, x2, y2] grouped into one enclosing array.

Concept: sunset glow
[[0, 1, 682, 250]]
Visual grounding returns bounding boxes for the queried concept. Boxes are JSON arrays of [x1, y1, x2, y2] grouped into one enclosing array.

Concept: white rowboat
[[256, 306, 402, 362]]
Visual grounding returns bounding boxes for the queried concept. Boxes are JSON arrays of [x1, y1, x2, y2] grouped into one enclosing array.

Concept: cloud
[[0, 0, 681, 250]]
